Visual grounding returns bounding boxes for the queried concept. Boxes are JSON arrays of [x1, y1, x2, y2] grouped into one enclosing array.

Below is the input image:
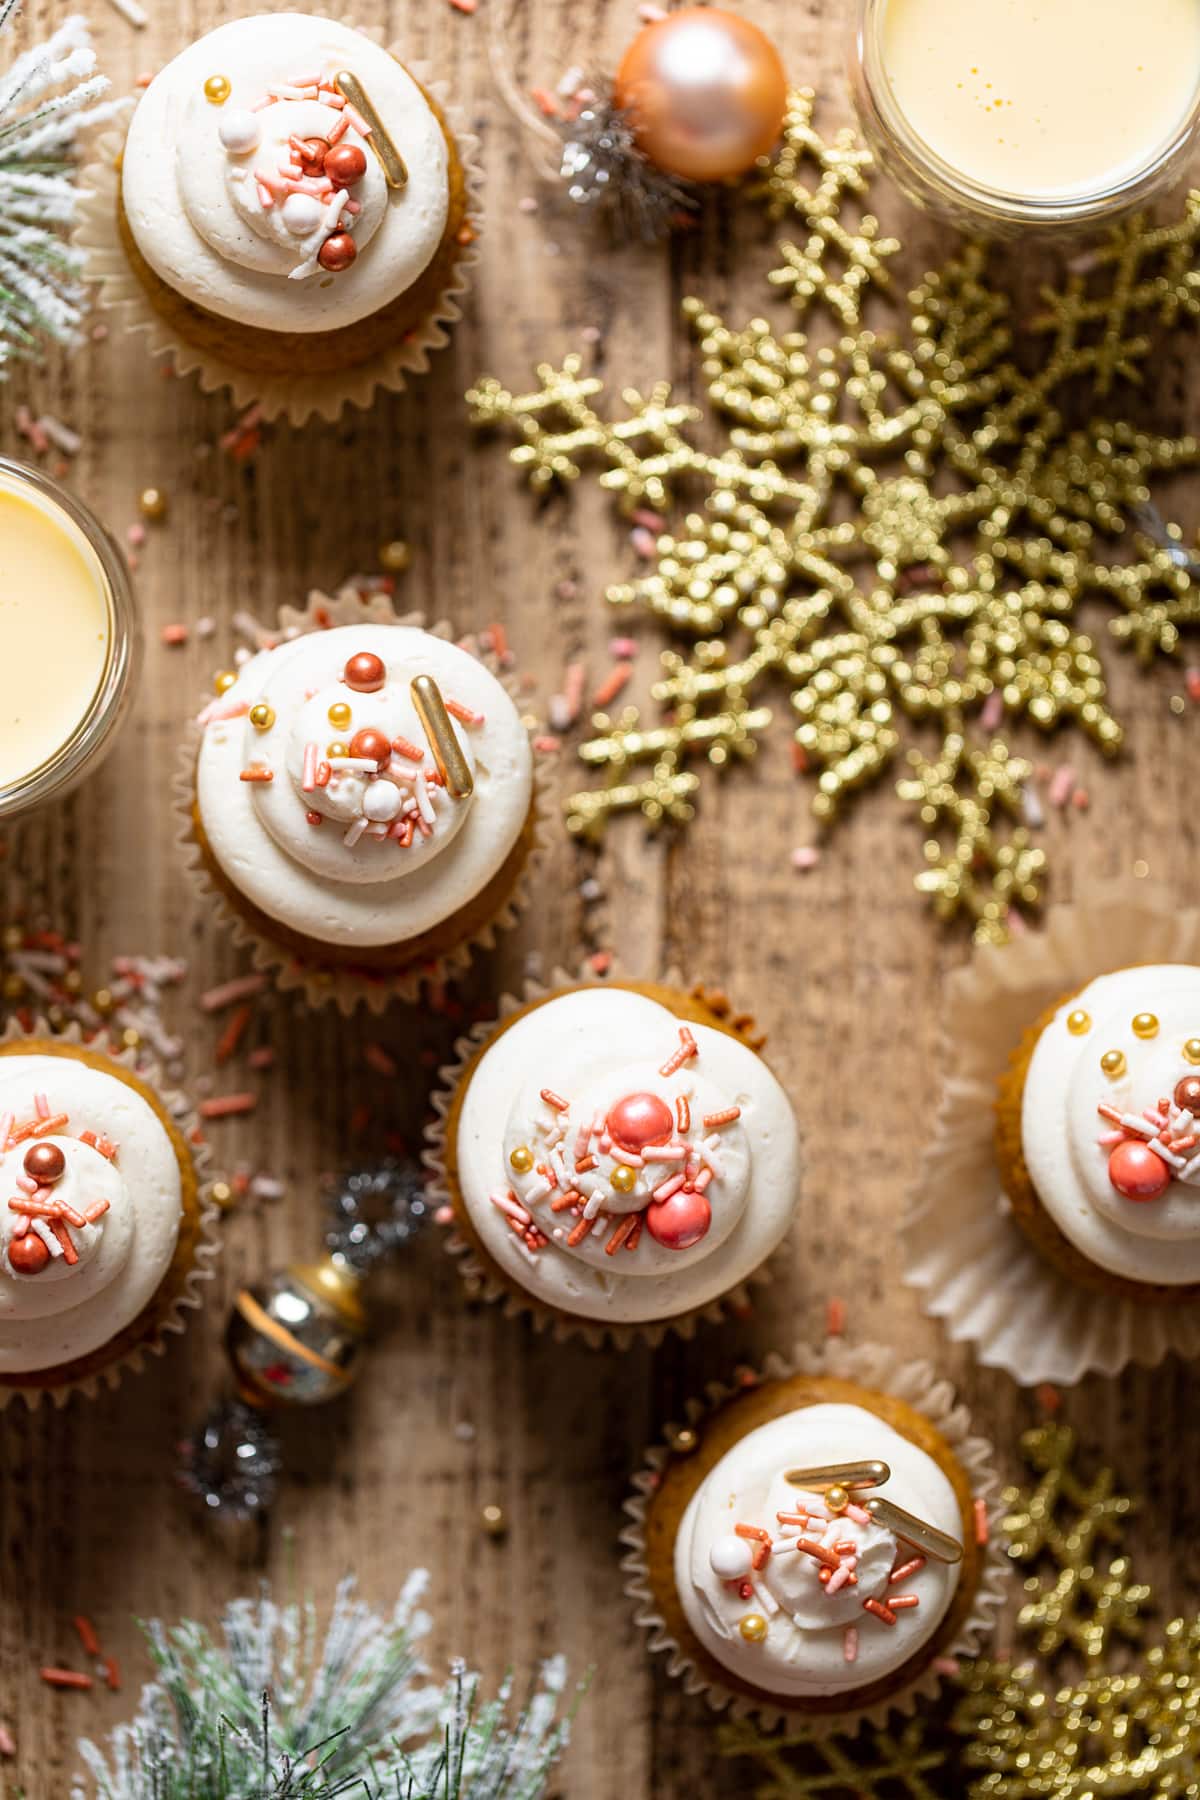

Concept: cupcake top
[[673, 1403, 963, 1698], [1022, 964, 1200, 1284], [0, 1055, 183, 1373], [453, 987, 800, 1323], [122, 14, 450, 333], [195, 624, 533, 951]]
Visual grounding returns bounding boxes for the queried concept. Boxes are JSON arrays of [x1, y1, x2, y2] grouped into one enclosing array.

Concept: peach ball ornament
[[612, 8, 788, 183]]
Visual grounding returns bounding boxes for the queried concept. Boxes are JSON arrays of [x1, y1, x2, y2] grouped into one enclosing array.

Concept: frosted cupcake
[[996, 965, 1200, 1301], [623, 1347, 1006, 1726], [427, 981, 801, 1342], [187, 621, 536, 1010], [84, 13, 476, 419], [0, 1036, 215, 1402]]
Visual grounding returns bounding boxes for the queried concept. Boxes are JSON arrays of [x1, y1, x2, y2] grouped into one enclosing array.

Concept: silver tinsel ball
[[177, 1399, 282, 1520], [560, 99, 695, 242], [324, 1159, 428, 1275]]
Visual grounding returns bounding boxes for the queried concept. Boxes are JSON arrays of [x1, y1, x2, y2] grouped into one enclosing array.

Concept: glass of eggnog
[[0, 459, 139, 819], [852, 0, 1200, 231]]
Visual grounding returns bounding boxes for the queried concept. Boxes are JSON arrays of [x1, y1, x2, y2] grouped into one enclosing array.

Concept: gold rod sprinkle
[[335, 69, 407, 188], [865, 1495, 963, 1564], [411, 675, 473, 801], [784, 1459, 891, 1492]]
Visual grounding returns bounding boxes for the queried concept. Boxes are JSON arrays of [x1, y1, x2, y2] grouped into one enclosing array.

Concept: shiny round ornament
[[226, 1259, 367, 1406], [217, 108, 260, 155], [709, 1533, 754, 1580], [324, 1159, 428, 1276], [8, 1232, 50, 1275], [738, 1612, 768, 1643], [176, 1397, 282, 1520], [344, 652, 386, 693], [1185, 1039, 1200, 1066], [509, 1144, 534, 1174], [318, 232, 357, 273], [248, 703, 275, 732], [825, 1484, 850, 1515], [281, 192, 323, 237], [612, 8, 788, 183], [327, 701, 352, 728], [1108, 1138, 1171, 1202], [606, 1090, 674, 1152], [609, 1163, 638, 1194], [203, 73, 231, 105], [348, 727, 392, 767], [362, 780, 403, 823], [1175, 1075, 1200, 1116], [1132, 1012, 1160, 1039], [645, 1185, 711, 1250], [324, 143, 367, 188], [326, 740, 348, 759], [214, 670, 237, 695], [1066, 1009, 1092, 1035], [23, 1141, 65, 1184], [1100, 1049, 1127, 1079]]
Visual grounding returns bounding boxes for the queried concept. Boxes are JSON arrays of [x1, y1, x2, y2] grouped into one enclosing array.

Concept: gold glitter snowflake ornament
[[469, 92, 1200, 942]]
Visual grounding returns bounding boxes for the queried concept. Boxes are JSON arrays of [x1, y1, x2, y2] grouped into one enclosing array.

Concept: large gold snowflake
[[468, 90, 1200, 942]]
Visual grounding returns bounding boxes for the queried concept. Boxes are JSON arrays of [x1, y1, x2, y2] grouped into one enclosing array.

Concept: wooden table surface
[[2, 1, 1199, 1794]]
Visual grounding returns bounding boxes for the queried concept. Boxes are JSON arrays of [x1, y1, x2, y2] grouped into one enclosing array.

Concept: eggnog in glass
[[852, 0, 1200, 230], [0, 460, 139, 818]]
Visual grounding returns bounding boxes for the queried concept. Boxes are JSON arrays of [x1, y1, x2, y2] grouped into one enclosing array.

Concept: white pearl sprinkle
[[281, 192, 323, 237], [217, 108, 260, 155], [709, 1533, 754, 1580], [362, 779, 403, 823]]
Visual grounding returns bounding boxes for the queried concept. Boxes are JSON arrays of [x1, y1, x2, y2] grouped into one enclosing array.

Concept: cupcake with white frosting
[[80, 13, 477, 420], [0, 1034, 216, 1403], [622, 1344, 1007, 1727], [427, 979, 801, 1342], [996, 964, 1200, 1300], [185, 614, 537, 1011]]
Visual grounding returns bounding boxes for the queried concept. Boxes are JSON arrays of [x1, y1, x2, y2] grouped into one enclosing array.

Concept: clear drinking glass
[[0, 458, 141, 820], [850, 0, 1200, 234]]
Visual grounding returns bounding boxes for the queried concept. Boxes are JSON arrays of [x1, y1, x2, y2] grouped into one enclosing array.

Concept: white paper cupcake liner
[[175, 587, 548, 1016], [620, 1339, 1010, 1735], [423, 966, 792, 1348], [0, 1018, 222, 1410], [902, 880, 1200, 1385], [75, 52, 481, 426]]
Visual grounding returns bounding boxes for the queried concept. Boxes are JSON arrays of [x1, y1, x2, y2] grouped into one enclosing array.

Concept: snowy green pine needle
[[0, 1, 122, 372], [72, 1576, 575, 1800]]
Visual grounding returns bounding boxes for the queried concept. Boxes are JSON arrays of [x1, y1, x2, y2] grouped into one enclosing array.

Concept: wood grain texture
[[1, 1, 1198, 1794]]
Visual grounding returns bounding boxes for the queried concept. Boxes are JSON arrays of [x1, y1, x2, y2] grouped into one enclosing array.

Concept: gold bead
[[203, 73, 231, 104], [63, 969, 82, 995], [1, 924, 22, 951], [138, 486, 168, 521], [481, 1503, 507, 1538], [1100, 1049, 1127, 1079], [666, 1425, 698, 1454], [214, 670, 237, 695], [327, 741, 348, 759], [211, 1180, 235, 1210], [121, 1027, 141, 1050], [1132, 860, 1150, 879], [2, 973, 24, 1001], [379, 539, 410, 572], [738, 1613, 768, 1643], [610, 1163, 637, 1194], [1184, 1039, 1200, 1066], [328, 702, 352, 729], [509, 1145, 534, 1174], [92, 988, 114, 1014], [249, 703, 275, 732], [825, 1484, 849, 1514], [1066, 1010, 1091, 1036], [1132, 1012, 1159, 1039]]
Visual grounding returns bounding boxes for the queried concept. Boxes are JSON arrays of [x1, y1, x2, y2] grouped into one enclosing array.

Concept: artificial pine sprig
[[73, 1576, 575, 1800], [0, 2, 121, 370]]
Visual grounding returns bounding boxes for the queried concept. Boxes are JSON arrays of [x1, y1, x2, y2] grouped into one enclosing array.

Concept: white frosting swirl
[[0, 1056, 183, 1373], [1020, 965, 1200, 1283], [122, 15, 450, 333], [196, 625, 533, 951], [674, 1404, 962, 1698], [455, 988, 801, 1324]]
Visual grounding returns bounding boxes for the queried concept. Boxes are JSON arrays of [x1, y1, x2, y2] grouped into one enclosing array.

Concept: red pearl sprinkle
[[606, 1091, 674, 1153], [318, 232, 357, 273], [23, 1141, 66, 1184], [344, 652, 385, 692], [297, 135, 329, 173], [305, 810, 323, 826], [1174, 1075, 1200, 1117], [645, 1186, 711, 1251], [324, 142, 367, 187], [1108, 1138, 1172, 1202], [348, 727, 392, 767], [8, 1232, 51, 1274]]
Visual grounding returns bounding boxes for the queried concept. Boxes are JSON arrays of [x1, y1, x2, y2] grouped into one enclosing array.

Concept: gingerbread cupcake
[[0, 1031, 217, 1405], [622, 1343, 1007, 1729], [426, 978, 801, 1344], [78, 13, 478, 421]]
